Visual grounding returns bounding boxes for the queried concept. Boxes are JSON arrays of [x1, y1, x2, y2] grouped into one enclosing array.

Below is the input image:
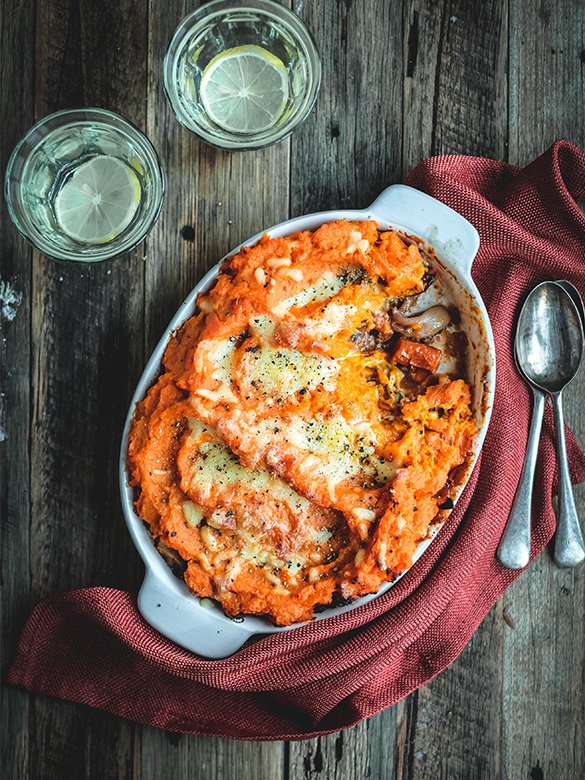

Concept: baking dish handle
[[367, 185, 480, 275], [138, 569, 258, 659]]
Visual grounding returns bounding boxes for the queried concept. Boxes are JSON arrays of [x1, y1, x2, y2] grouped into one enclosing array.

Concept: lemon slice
[[54, 155, 141, 244], [200, 45, 289, 135]]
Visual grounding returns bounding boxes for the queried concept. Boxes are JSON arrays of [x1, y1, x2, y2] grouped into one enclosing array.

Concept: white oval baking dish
[[119, 185, 496, 659]]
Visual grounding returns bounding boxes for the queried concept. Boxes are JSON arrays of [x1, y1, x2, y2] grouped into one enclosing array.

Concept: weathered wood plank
[[288, 709, 397, 780], [31, 0, 148, 589], [140, 729, 284, 780], [402, 0, 508, 173], [287, 0, 402, 774], [398, 609, 505, 780], [0, 1, 35, 778], [509, 0, 585, 167], [30, 707, 139, 780], [290, 0, 403, 215], [28, 0, 150, 777], [141, 1, 288, 777], [503, 3, 585, 777], [398, 2, 509, 778], [501, 546, 585, 780]]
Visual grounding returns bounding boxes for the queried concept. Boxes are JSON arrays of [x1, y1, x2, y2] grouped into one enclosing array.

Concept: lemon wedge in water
[[54, 155, 141, 244], [200, 45, 289, 135]]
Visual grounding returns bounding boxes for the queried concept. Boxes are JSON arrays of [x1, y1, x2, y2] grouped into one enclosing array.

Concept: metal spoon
[[497, 281, 585, 569], [550, 280, 585, 566], [555, 279, 585, 329]]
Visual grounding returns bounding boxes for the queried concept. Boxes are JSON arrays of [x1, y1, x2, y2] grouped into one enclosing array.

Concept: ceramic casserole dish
[[119, 185, 496, 658]]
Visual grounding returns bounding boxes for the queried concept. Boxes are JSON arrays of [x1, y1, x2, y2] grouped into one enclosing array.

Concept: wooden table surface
[[2, 1, 584, 778]]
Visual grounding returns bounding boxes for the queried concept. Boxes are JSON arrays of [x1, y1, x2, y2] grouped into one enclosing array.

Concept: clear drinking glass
[[4, 108, 164, 263], [163, 0, 321, 150]]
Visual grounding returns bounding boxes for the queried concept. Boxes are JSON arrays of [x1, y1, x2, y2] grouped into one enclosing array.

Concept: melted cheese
[[182, 500, 204, 527], [254, 414, 396, 495], [238, 528, 307, 572], [241, 345, 339, 396], [205, 338, 236, 383], [194, 386, 237, 404], [346, 230, 370, 254], [249, 313, 276, 341], [301, 301, 357, 339], [185, 418, 312, 515], [270, 272, 347, 317]]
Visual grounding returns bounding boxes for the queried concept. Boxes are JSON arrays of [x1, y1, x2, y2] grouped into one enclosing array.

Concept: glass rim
[[162, 0, 322, 151], [4, 107, 165, 263]]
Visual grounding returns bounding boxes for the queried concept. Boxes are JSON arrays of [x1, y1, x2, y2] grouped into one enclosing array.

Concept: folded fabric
[[8, 140, 585, 740]]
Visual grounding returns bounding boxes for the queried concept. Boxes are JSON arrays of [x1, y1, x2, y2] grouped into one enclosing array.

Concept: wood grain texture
[[288, 708, 397, 780], [402, 0, 508, 173], [503, 2, 585, 778], [0, 1, 35, 778], [290, 0, 404, 214], [509, 0, 585, 166], [403, 609, 505, 780], [28, 1, 149, 778], [140, 729, 284, 780]]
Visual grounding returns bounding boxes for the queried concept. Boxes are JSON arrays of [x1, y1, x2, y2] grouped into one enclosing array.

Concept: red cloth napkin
[[8, 140, 585, 740]]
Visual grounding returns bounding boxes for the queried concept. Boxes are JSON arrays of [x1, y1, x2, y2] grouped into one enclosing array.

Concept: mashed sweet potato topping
[[128, 220, 477, 626]]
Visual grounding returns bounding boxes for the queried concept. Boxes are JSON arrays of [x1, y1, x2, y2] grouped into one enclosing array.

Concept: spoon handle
[[497, 389, 545, 569], [551, 392, 585, 567]]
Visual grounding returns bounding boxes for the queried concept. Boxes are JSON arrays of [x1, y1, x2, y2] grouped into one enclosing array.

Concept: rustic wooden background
[[1, 0, 584, 777]]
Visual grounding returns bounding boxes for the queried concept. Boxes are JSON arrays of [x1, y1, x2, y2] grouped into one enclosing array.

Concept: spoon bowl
[[515, 282, 583, 393]]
